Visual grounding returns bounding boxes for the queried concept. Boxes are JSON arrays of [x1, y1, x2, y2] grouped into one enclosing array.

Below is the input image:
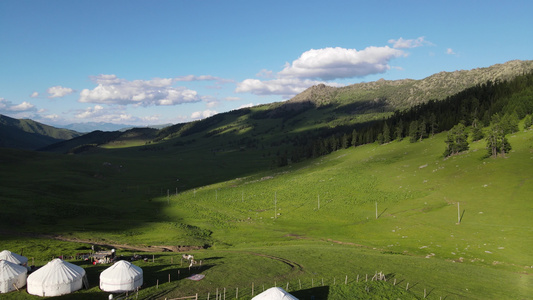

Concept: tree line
[[276, 71, 533, 166]]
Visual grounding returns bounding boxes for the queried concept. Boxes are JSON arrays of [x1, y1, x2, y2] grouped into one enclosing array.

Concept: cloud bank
[[388, 37, 432, 49], [0, 98, 36, 113], [79, 74, 201, 106], [236, 43, 411, 97]]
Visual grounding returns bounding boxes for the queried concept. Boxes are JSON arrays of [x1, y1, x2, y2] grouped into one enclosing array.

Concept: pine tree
[[471, 118, 484, 141], [395, 119, 404, 141], [444, 123, 469, 157], [409, 121, 418, 143], [486, 118, 512, 158], [351, 129, 358, 147], [418, 120, 427, 142], [383, 122, 390, 143], [524, 114, 533, 129]]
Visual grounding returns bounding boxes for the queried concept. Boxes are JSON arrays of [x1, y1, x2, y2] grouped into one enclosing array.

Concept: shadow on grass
[[291, 286, 330, 300]]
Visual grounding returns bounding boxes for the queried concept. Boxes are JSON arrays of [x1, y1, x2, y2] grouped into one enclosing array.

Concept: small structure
[[27, 258, 87, 297], [252, 287, 299, 300], [0, 260, 27, 293], [0, 250, 28, 267], [99, 260, 143, 293]]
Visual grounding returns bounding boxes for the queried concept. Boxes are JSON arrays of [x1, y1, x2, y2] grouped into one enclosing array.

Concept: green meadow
[[1, 124, 532, 299]]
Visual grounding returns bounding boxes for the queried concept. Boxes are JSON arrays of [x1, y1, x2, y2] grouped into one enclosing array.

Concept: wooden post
[[356, 274, 359, 282], [406, 282, 409, 291], [168, 273, 170, 283], [207, 292, 210, 300], [345, 275, 348, 284], [286, 282, 289, 290], [375, 201, 378, 219], [152, 255, 155, 263], [156, 279, 159, 289], [236, 287, 238, 299], [321, 278, 324, 286], [274, 191, 277, 219], [224, 287, 226, 300], [424, 288, 427, 298]]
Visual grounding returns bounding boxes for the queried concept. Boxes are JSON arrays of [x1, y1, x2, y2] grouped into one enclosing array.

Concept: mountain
[[0, 114, 82, 150], [4, 59, 533, 154], [61, 122, 136, 133]]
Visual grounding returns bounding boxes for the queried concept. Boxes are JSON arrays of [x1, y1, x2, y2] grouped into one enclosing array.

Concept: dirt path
[[0, 230, 202, 253]]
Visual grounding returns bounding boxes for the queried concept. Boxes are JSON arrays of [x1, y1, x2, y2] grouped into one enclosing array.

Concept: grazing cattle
[[182, 254, 194, 261]]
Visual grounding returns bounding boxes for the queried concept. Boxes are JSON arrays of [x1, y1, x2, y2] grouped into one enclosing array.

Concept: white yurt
[[0, 260, 27, 293], [27, 258, 87, 297], [0, 250, 29, 266], [252, 287, 299, 300], [99, 260, 143, 293]]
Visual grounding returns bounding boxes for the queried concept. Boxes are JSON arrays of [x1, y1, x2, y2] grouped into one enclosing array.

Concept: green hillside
[[1, 60, 532, 299], [0, 114, 82, 150]]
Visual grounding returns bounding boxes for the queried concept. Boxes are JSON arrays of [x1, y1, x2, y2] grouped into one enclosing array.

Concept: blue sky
[[1, 0, 532, 128]]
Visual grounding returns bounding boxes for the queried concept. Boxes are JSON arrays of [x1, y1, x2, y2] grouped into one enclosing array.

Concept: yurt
[[0, 250, 28, 266], [27, 258, 87, 297], [252, 287, 299, 300], [99, 260, 143, 293], [0, 260, 27, 293]]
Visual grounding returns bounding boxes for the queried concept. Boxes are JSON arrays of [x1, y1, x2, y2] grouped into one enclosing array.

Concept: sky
[[1, 0, 532, 129]]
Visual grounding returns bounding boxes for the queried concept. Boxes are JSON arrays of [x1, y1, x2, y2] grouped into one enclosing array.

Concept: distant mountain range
[[0, 114, 82, 150], [1, 59, 532, 152], [59, 122, 172, 133]]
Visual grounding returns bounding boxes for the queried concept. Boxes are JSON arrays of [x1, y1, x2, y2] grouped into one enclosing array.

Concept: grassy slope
[[1, 126, 532, 299]]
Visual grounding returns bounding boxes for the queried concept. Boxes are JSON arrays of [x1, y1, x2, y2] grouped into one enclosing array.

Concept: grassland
[[1, 123, 532, 299]]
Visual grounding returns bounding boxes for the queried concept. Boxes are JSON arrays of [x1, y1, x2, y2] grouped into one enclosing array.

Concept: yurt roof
[[100, 260, 143, 292], [0, 260, 27, 280], [27, 258, 85, 284], [0, 250, 28, 265], [101, 260, 143, 279], [251, 287, 299, 300], [0, 260, 27, 294]]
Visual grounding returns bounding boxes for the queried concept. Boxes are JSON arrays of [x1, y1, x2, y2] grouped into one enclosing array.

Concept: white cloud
[[43, 114, 59, 120], [0, 98, 36, 112], [74, 105, 135, 123], [79, 74, 201, 106], [446, 48, 456, 55], [236, 77, 334, 97], [30, 91, 39, 98], [238, 103, 254, 109], [191, 109, 217, 120], [278, 46, 406, 80], [47, 85, 74, 98], [206, 101, 219, 108], [256, 69, 274, 78], [225, 96, 241, 101], [388, 37, 432, 49]]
